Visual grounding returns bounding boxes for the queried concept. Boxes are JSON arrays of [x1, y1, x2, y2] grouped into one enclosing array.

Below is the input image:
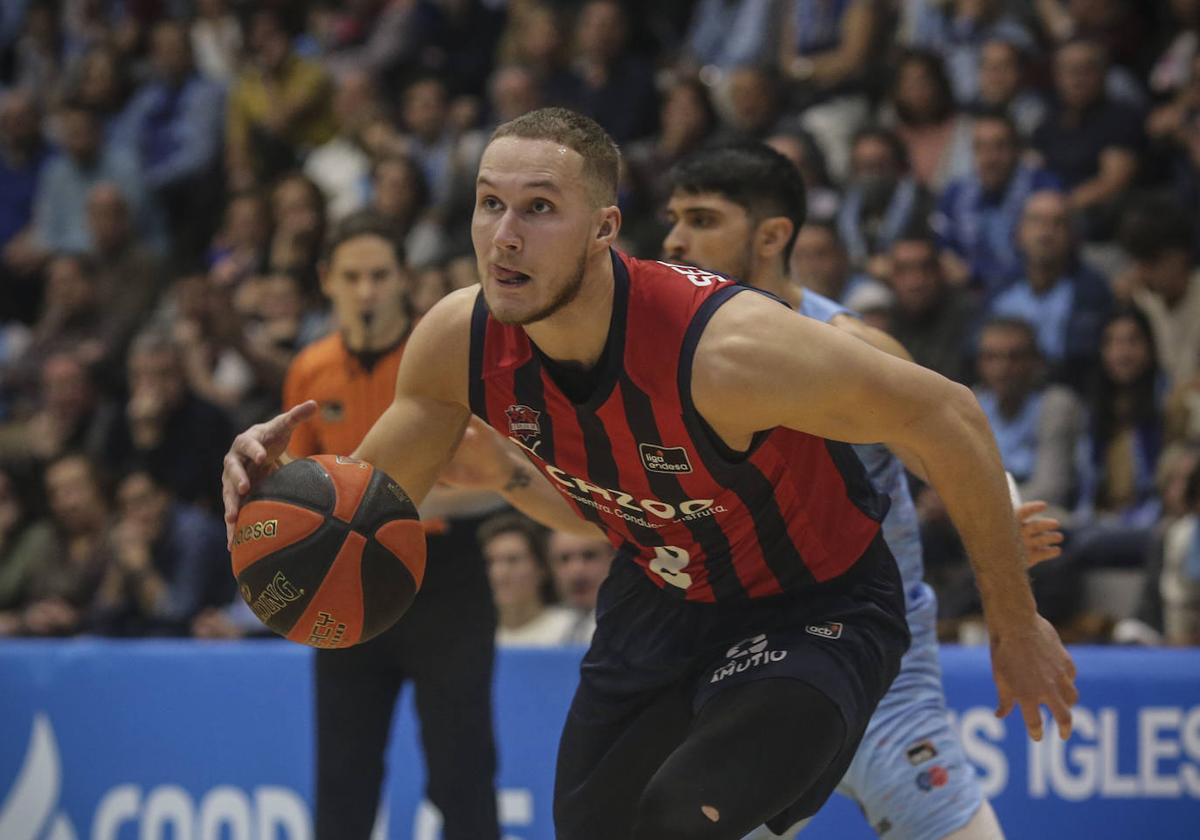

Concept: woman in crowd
[[480, 512, 575, 648]]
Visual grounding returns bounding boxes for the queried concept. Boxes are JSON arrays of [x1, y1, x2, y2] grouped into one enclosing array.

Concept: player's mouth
[[492, 264, 532, 286]]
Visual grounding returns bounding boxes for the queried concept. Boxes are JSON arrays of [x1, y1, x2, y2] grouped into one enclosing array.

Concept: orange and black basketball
[[230, 455, 426, 648]]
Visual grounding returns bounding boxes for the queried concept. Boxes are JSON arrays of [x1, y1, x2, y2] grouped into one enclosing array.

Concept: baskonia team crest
[[506, 404, 542, 444]]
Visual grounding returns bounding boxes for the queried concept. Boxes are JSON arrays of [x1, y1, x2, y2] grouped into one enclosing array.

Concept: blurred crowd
[[0, 0, 1198, 646]]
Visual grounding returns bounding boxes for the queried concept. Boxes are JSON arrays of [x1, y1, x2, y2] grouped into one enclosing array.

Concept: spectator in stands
[[973, 317, 1086, 513], [20, 254, 108, 388], [718, 65, 786, 144], [102, 329, 234, 511], [1119, 196, 1200, 389], [304, 70, 379, 223], [778, 0, 881, 179], [481, 512, 574, 647], [837, 127, 934, 277], [625, 78, 719, 253], [883, 49, 974, 191], [902, 0, 1035, 106], [790, 220, 889, 311], [1160, 456, 1200, 645], [370, 153, 447, 270], [569, 0, 658, 144], [91, 469, 229, 636], [207, 189, 271, 279], [269, 172, 327, 272], [68, 44, 131, 134], [225, 9, 335, 189], [0, 88, 48, 324], [1146, 50, 1200, 207], [934, 112, 1061, 295], [0, 350, 117, 467], [681, 0, 774, 73], [190, 0, 241, 85], [412, 264, 450, 317], [989, 190, 1113, 390], [498, 1, 577, 108], [9, 1, 63, 94], [117, 19, 224, 264], [0, 464, 54, 636], [32, 100, 152, 256], [87, 183, 165, 381], [399, 75, 461, 209], [765, 127, 841, 222], [0, 452, 114, 637], [546, 530, 614, 645], [1033, 39, 1142, 240], [1076, 307, 1165, 536], [486, 63, 543, 130], [974, 38, 1047, 138], [882, 231, 979, 384]]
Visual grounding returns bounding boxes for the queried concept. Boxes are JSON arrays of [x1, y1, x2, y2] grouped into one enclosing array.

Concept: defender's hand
[[1017, 501, 1064, 566], [221, 400, 317, 547], [991, 614, 1078, 741]]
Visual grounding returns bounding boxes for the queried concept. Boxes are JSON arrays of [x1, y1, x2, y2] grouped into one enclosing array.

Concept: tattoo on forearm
[[503, 466, 532, 493]]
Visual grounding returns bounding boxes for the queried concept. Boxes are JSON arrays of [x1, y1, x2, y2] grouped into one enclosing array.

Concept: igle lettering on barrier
[[952, 705, 1200, 799]]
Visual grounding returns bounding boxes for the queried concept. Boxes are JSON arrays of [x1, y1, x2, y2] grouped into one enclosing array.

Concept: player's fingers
[[1060, 673, 1080, 708], [234, 433, 269, 466], [1047, 694, 1073, 740], [1024, 517, 1062, 536], [278, 400, 318, 430], [1017, 500, 1048, 521], [1021, 700, 1045, 741], [995, 682, 1014, 720], [223, 450, 251, 495]]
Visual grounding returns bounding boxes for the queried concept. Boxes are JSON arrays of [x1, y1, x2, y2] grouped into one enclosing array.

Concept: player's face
[[547, 532, 613, 611], [472, 137, 602, 326], [662, 192, 756, 283], [322, 234, 410, 349]]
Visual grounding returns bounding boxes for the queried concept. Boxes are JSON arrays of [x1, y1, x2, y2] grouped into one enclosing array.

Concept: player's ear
[[596, 206, 621, 246], [757, 217, 794, 260]]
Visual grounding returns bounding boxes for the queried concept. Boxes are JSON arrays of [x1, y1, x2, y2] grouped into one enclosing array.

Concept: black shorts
[[560, 533, 910, 832]]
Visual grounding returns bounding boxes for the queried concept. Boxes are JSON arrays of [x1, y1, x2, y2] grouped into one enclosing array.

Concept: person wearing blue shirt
[[683, 0, 774, 72], [988, 190, 1113, 392], [933, 112, 1060, 296], [0, 88, 47, 324], [114, 20, 224, 263], [32, 100, 160, 255]]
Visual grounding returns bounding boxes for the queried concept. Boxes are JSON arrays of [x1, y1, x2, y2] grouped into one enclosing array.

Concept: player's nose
[[492, 209, 522, 252]]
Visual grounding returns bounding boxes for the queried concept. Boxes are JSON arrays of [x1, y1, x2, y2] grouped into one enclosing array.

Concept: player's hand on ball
[[991, 614, 1078, 742], [221, 400, 318, 547], [1017, 501, 1064, 566]]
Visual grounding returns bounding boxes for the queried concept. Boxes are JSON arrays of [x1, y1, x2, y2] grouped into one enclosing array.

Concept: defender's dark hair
[[668, 143, 808, 260], [490, 107, 620, 206], [322, 210, 406, 266]]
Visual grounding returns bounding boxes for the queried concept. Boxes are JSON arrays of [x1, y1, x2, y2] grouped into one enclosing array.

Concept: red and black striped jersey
[[468, 250, 887, 603]]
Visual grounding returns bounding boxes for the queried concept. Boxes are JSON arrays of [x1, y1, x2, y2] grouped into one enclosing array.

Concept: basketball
[[230, 454, 426, 648]]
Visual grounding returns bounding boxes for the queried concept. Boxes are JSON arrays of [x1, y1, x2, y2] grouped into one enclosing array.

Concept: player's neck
[[523, 252, 616, 369], [752, 265, 802, 309]]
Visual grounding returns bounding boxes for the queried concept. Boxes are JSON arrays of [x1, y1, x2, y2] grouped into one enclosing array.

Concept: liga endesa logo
[[0, 715, 311, 840]]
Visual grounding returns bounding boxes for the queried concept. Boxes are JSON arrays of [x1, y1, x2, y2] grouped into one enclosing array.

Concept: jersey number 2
[[651, 546, 693, 589]]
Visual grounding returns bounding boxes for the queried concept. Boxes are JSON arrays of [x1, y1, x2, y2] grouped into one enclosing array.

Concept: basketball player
[[222, 109, 1076, 840], [661, 143, 1061, 840], [283, 212, 501, 840]]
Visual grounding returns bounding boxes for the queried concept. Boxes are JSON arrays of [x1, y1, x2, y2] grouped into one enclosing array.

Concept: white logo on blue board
[[0, 713, 79, 840]]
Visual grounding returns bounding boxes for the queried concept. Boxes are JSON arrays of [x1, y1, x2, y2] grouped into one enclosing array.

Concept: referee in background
[[284, 212, 501, 840]]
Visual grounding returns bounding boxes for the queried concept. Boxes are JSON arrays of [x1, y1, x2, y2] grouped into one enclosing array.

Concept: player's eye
[[480, 196, 502, 211], [530, 199, 554, 214]]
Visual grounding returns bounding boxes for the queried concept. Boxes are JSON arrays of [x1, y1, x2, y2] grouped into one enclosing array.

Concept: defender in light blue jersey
[[662, 144, 1066, 840]]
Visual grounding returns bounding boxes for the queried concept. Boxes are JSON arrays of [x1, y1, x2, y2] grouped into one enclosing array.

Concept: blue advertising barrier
[[1, 641, 1198, 839]]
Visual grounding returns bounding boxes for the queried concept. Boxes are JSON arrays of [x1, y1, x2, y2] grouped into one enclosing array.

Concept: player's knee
[[631, 779, 731, 840]]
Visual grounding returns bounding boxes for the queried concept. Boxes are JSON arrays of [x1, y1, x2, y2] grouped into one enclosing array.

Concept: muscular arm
[[350, 289, 476, 505], [695, 293, 1075, 738]]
